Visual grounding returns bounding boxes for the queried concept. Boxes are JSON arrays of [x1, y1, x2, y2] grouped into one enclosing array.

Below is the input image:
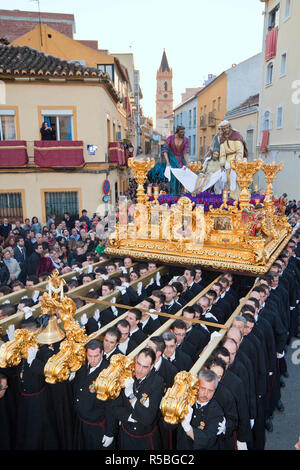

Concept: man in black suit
[[106, 348, 164, 450], [222, 337, 256, 425], [147, 336, 178, 391], [195, 295, 220, 334], [116, 319, 138, 355], [0, 218, 12, 239], [204, 356, 238, 450], [162, 331, 193, 371], [212, 346, 253, 450], [170, 319, 197, 361], [172, 369, 224, 450], [211, 282, 232, 322], [194, 265, 207, 289], [205, 289, 226, 324], [161, 285, 182, 323], [182, 306, 209, 356], [126, 308, 147, 346], [119, 273, 139, 306], [102, 327, 122, 362], [71, 339, 111, 450], [26, 244, 43, 276], [139, 298, 161, 336], [13, 236, 27, 282], [183, 267, 203, 299], [151, 290, 166, 316]]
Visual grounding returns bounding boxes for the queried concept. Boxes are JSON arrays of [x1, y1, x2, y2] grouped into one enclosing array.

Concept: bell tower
[[156, 49, 173, 137]]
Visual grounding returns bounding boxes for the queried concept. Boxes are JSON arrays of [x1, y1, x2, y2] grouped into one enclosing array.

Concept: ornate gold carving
[[38, 271, 88, 383], [0, 329, 38, 368], [94, 354, 135, 401], [128, 157, 155, 205], [161, 371, 199, 425], [107, 157, 289, 275]]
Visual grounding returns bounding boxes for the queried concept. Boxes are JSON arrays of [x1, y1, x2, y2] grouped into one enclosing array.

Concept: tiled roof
[[0, 43, 120, 100], [228, 94, 259, 113]]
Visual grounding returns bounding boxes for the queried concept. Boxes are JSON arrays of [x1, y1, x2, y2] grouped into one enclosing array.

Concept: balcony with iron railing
[[199, 115, 207, 128], [208, 111, 216, 126]]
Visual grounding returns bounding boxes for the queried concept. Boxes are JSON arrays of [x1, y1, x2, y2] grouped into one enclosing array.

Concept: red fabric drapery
[[0, 140, 28, 166], [108, 141, 125, 165], [34, 140, 84, 167], [260, 130, 269, 152], [265, 27, 278, 61]]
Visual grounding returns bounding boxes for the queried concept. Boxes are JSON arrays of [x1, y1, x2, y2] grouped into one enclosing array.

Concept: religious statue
[[147, 126, 189, 196], [193, 151, 223, 194], [219, 120, 248, 199]]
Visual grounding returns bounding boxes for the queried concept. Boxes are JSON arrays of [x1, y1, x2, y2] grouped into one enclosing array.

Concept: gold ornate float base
[[105, 228, 291, 275], [107, 158, 291, 276]]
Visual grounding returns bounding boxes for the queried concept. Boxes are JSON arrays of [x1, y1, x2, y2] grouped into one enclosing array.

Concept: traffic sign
[[103, 180, 110, 194]]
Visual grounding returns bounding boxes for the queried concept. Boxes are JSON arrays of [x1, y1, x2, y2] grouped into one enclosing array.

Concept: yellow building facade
[[197, 73, 227, 160], [13, 24, 130, 140], [258, 0, 300, 198], [0, 44, 129, 224]]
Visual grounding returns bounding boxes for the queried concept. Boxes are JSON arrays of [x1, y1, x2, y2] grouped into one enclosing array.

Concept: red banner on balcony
[[260, 130, 269, 153], [0, 140, 28, 166], [265, 27, 278, 61], [34, 140, 84, 167], [108, 142, 125, 165]]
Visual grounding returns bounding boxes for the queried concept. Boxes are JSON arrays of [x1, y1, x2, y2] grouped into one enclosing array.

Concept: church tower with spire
[[156, 49, 173, 137]]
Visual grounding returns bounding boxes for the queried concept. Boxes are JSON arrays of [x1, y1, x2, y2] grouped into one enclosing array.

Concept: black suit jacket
[[130, 328, 147, 346], [185, 326, 209, 354], [155, 357, 178, 391], [107, 369, 164, 438], [221, 370, 252, 444], [168, 349, 193, 372], [176, 398, 224, 450], [139, 316, 161, 336], [14, 246, 26, 270], [72, 359, 109, 423]]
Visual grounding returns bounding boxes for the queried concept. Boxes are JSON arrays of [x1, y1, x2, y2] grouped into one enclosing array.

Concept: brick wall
[[0, 9, 74, 42]]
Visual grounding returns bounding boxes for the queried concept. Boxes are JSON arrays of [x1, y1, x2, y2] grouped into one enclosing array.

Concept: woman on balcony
[[40, 121, 54, 140]]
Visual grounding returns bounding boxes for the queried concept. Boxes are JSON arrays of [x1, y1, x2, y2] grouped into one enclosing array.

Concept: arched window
[[263, 110, 272, 130], [164, 81, 168, 91]]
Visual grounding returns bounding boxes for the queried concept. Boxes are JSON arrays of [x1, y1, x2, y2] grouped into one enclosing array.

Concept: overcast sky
[[3, 0, 265, 122]]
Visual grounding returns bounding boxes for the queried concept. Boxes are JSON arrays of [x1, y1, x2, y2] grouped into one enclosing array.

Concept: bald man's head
[[226, 327, 242, 347], [222, 338, 237, 364]]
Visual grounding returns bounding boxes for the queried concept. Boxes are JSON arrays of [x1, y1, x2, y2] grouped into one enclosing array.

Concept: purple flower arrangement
[[148, 192, 265, 212]]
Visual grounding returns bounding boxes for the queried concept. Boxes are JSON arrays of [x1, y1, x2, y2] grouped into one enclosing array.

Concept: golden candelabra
[[161, 371, 199, 425], [230, 158, 263, 210], [261, 161, 284, 211], [128, 156, 155, 205], [94, 353, 135, 401]]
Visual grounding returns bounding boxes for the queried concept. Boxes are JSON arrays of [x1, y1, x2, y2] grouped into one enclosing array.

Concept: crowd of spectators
[[0, 210, 108, 304], [285, 199, 300, 231]]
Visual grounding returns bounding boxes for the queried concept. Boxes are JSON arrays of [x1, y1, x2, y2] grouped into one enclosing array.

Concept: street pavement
[[265, 336, 300, 450]]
